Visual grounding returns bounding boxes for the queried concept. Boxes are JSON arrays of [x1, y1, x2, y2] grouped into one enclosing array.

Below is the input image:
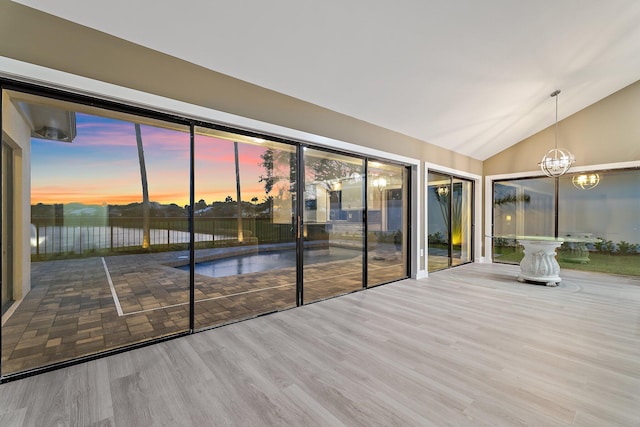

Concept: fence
[[31, 216, 295, 259]]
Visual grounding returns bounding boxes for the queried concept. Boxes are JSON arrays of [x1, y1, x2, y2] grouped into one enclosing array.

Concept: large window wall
[[492, 169, 640, 276], [1, 83, 411, 379]]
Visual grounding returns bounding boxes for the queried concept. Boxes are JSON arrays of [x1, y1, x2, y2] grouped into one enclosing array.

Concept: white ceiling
[[14, 0, 640, 160]]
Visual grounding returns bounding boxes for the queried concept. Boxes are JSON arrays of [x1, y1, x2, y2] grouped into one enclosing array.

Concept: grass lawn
[[493, 247, 640, 277]]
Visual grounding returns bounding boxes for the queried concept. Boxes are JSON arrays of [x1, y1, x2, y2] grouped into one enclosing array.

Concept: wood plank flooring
[[1, 262, 639, 426]]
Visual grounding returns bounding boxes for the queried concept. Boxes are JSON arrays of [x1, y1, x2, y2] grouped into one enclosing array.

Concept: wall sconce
[[572, 173, 600, 190]]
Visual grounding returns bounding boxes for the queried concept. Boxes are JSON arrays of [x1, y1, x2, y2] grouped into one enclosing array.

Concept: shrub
[[617, 241, 639, 255], [594, 239, 616, 254]]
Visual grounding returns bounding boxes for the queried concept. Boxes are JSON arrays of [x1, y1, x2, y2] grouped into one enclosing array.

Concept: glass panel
[[451, 178, 473, 266], [193, 127, 296, 329], [303, 148, 364, 302], [427, 172, 450, 272], [367, 161, 408, 286], [1, 90, 190, 375], [493, 177, 556, 264], [558, 169, 640, 276]]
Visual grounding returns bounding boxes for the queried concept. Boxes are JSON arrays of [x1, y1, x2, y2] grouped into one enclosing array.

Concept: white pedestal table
[[516, 238, 564, 287]]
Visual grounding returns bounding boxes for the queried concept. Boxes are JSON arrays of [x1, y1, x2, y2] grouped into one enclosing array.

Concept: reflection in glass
[[427, 172, 450, 272], [558, 169, 640, 275], [1, 141, 14, 316], [428, 172, 473, 271], [493, 177, 556, 264], [367, 161, 409, 286], [2, 90, 190, 375], [451, 178, 473, 266], [302, 148, 364, 302], [193, 128, 296, 329]]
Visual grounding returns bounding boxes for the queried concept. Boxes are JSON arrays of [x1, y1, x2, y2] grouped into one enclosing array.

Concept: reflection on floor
[[428, 255, 450, 272], [1, 248, 405, 375]]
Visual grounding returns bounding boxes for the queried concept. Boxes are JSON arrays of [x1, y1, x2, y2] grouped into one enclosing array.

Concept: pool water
[[179, 247, 361, 278]]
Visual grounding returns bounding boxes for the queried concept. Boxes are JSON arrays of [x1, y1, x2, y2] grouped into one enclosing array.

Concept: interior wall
[[2, 93, 31, 300], [484, 80, 640, 175]]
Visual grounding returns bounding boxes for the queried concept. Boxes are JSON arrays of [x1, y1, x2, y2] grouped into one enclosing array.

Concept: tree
[[135, 123, 150, 249], [259, 147, 362, 195], [234, 141, 243, 242]]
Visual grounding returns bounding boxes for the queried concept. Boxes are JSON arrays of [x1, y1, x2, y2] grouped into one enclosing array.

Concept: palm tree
[[135, 123, 150, 249], [234, 141, 243, 242]]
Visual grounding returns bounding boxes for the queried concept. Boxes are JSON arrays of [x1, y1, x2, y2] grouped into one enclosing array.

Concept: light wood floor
[[1, 263, 639, 426]]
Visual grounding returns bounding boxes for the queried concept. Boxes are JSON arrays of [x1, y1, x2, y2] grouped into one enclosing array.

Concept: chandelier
[[436, 185, 449, 197], [572, 173, 600, 190], [538, 90, 575, 177]]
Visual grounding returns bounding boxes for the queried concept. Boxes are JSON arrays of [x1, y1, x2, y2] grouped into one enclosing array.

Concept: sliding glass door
[[427, 172, 473, 272], [428, 172, 450, 272], [492, 177, 555, 264], [2, 89, 191, 376], [367, 161, 409, 286], [193, 127, 297, 330], [493, 170, 640, 277], [451, 178, 473, 267], [302, 148, 364, 303]]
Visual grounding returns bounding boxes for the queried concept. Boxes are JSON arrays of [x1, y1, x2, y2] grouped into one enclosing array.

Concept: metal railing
[[31, 217, 295, 259]]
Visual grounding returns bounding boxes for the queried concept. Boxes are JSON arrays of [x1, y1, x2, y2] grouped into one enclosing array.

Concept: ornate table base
[[517, 239, 563, 287]]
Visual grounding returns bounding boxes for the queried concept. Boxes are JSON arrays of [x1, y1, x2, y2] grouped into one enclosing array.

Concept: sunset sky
[[31, 113, 275, 206]]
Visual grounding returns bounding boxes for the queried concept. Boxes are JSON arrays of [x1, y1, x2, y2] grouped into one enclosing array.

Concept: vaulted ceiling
[[12, 0, 640, 160]]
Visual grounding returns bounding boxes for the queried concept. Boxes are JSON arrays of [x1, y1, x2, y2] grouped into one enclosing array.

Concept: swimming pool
[[179, 247, 361, 278]]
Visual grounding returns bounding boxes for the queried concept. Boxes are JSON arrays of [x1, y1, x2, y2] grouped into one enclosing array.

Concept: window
[[492, 169, 640, 276]]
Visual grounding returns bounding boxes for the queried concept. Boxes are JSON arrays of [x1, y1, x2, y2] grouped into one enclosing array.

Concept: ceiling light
[[538, 90, 575, 177]]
